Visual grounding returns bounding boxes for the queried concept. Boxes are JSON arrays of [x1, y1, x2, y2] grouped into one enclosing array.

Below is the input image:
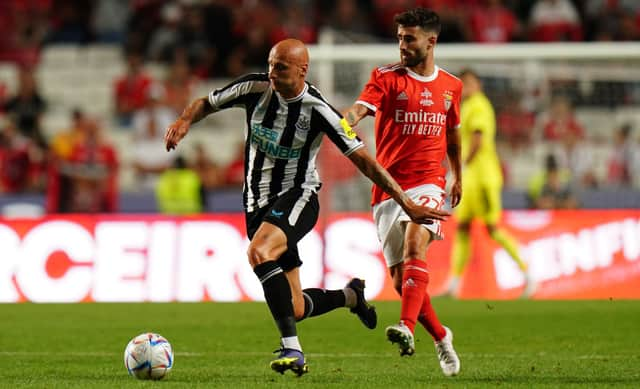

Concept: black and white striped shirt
[[208, 73, 364, 212]]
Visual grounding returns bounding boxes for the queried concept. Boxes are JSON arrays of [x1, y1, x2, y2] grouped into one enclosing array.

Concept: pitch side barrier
[[1, 210, 639, 302]]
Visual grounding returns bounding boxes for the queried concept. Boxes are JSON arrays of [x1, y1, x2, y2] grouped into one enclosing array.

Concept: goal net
[[308, 38, 640, 212]]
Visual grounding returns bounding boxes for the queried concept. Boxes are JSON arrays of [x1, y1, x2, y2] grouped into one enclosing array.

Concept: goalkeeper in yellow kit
[[443, 69, 535, 298]]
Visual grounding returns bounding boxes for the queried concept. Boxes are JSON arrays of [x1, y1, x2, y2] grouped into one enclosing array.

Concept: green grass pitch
[[0, 300, 638, 388]]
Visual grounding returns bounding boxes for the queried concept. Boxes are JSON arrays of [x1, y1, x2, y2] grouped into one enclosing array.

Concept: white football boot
[[385, 320, 415, 356], [434, 326, 460, 376]]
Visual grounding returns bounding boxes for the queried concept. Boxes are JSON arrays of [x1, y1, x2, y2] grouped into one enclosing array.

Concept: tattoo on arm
[[346, 111, 358, 126]]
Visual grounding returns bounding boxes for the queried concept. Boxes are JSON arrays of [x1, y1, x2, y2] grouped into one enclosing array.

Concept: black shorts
[[245, 188, 319, 271]]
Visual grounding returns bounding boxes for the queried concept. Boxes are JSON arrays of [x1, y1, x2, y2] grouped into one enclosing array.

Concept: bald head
[[268, 39, 309, 98], [270, 39, 309, 67]]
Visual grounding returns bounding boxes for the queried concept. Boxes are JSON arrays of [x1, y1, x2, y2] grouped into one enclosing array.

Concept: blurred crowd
[[1, 0, 639, 73], [0, 0, 639, 213], [0, 64, 245, 213]]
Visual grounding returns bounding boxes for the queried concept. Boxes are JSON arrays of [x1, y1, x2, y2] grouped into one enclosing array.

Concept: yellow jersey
[[460, 91, 502, 187]]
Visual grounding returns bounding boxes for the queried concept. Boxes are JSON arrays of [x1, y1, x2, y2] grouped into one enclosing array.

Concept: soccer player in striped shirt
[[343, 8, 462, 376], [164, 38, 449, 376]]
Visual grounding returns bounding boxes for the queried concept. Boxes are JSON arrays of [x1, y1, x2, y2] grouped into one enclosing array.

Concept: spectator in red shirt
[[528, 0, 583, 41], [0, 118, 40, 193], [468, 0, 521, 43], [113, 50, 153, 127], [48, 117, 118, 213], [541, 95, 585, 141], [497, 91, 535, 149]]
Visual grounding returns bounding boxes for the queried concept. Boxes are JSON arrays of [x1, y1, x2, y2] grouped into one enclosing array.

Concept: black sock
[[253, 261, 297, 337], [299, 288, 346, 321]]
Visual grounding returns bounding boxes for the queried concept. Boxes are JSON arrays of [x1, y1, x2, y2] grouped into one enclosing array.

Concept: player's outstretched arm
[[348, 147, 450, 224], [164, 96, 215, 151], [342, 104, 370, 128]]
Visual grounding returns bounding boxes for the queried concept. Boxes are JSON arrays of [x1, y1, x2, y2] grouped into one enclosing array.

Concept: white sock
[[281, 336, 302, 352], [343, 287, 357, 308]]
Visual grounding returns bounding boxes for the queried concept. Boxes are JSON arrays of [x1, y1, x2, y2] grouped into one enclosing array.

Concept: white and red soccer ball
[[124, 332, 174, 380]]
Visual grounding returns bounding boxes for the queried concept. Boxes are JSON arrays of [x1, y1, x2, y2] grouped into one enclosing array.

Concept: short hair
[[394, 8, 441, 34]]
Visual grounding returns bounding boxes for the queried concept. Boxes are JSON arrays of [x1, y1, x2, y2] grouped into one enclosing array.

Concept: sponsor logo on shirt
[[395, 109, 446, 136], [250, 124, 302, 159], [420, 88, 433, 106], [396, 91, 409, 100]]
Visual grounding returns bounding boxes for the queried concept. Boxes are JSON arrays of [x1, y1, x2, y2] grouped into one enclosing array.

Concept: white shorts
[[372, 184, 446, 268]]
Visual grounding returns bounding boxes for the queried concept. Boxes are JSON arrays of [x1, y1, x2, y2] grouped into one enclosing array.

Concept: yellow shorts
[[455, 183, 502, 225]]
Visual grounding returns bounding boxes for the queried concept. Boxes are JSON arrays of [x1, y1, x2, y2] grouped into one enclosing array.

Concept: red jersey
[[356, 64, 462, 205]]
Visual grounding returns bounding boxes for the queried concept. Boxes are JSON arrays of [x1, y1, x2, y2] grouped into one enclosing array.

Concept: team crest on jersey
[[295, 114, 310, 132], [443, 91, 453, 111], [420, 88, 433, 106], [396, 91, 408, 100]]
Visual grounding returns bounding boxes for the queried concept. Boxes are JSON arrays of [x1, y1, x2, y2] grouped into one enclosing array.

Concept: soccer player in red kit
[[343, 8, 462, 376]]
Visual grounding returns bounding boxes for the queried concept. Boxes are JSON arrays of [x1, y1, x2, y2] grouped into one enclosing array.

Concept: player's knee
[[247, 242, 269, 268], [404, 247, 423, 260]]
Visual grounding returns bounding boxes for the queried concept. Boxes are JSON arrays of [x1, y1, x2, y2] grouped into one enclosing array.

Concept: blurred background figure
[[113, 50, 153, 126], [528, 153, 578, 209], [156, 154, 204, 215], [496, 90, 535, 151], [0, 118, 41, 193], [47, 117, 118, 213], [3, 66, 47, 150], [553, 130, 598, 189], [607, 123, 635, 187], [540, 95, 585, 141], [49, 108, 85, 161], [222, 141, 245, 188], [444, 69, 534, 298], [468, 0, 522, 43], [131, 82, 175, 191], [191, 143, 223, 192], [162, 55, 198, 116], [528, 0, 583, 41]]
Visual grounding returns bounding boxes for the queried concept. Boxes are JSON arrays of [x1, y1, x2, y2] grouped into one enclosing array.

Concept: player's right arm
[[165, 73, 270, 151], [165, 96, 212, 151], [348, 147, 450, 224]]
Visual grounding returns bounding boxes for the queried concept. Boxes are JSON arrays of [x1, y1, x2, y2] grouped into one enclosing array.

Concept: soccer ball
[[124, 332, 174, 380]]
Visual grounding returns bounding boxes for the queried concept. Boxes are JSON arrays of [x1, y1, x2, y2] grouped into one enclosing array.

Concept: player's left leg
[[249, 189, 319, 376], [248, 222, 308, 376], [385, 222, 432, 356], [295, 278, 377, 329]]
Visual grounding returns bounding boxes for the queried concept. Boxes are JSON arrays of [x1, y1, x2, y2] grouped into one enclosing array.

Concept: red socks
[[418, 292, 446, 341], [400, 259, 430, 333], [400, 259, 446, 341]]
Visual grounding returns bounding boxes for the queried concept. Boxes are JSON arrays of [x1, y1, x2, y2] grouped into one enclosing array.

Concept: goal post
[[308, 40, 640, 211]]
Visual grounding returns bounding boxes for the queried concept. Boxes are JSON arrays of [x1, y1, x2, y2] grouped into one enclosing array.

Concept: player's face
[[397, 26, 432, 67], [267, 51, 306, 97]]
